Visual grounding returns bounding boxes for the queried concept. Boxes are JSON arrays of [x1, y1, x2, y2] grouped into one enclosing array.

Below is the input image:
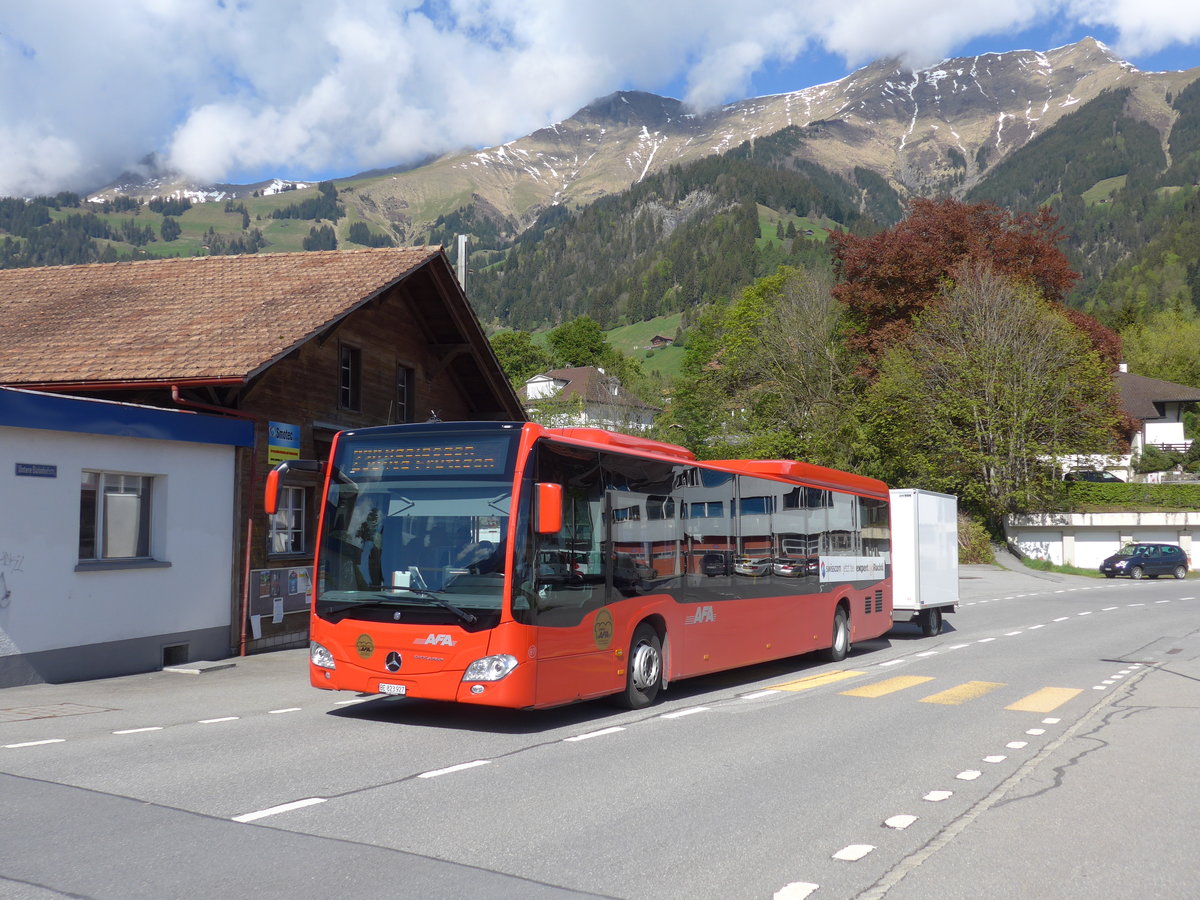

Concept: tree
[[490, 330, 553, 384], [545, 316, 608, 367], [863, 264, 1119, 528], [830, 198, 1084, 365], [302, 224, 337, 251], [659, 266, 863, 466], [160, 216, 181, 242], [1121, 309, 1200, 388]]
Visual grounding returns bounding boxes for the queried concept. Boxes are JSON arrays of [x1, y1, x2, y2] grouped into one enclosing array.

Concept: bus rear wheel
[[821, 607, 850, 662], [618, 624, 662, 709]]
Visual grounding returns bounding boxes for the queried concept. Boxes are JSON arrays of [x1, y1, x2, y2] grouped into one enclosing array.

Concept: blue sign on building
[[15, 462, 57, 478]]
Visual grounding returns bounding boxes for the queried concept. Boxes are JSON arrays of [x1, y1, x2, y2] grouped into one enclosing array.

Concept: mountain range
[[89, 38, 1197, 240]]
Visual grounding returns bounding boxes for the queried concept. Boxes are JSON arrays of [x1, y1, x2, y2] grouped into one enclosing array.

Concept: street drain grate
[[0, 703, 117, 723]]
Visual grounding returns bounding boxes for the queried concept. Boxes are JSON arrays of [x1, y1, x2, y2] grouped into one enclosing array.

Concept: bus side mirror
[[535, 482, 564, 534], [264, 459, 322, 514]]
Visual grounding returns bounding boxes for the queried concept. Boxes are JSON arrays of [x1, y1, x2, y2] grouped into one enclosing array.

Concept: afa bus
[[265, 421, 893, 710]]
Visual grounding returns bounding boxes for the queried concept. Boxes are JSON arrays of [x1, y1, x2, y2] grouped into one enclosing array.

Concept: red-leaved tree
[[830, 198, 1117, 368]]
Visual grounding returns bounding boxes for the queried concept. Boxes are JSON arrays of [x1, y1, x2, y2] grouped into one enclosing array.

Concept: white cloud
[[0, 0, 1197, 196]]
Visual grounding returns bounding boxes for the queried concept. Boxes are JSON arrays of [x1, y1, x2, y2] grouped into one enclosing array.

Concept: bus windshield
[[315, 429, 520, 627]]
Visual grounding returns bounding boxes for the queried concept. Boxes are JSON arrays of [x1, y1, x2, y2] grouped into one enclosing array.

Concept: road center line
[[661, 707, 709, 719], [231, 797, 327, 822], [419, 759, 492, 776], [564, 727, 625, 742], [4, 738, 66, 748], [113, 727, 162, 734]]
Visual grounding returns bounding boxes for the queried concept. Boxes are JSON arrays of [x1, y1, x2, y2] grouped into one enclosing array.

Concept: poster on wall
[[248, 566, 312, 621], [267, 421, 301, 466]]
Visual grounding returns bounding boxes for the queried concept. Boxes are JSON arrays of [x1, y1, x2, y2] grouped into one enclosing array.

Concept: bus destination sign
[[346, 442, 507, 477]]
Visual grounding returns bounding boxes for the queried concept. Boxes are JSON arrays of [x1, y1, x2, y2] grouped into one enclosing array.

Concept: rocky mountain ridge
[[89, 38, 1199, 241]]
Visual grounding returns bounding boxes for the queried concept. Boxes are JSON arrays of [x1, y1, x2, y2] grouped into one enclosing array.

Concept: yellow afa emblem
[[355, 634, 375, 658], [593, 609, 614, 649]]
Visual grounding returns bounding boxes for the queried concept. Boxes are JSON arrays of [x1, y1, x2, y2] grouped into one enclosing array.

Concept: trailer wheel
[[820, 607, 850, 662], [919, 607, 943, 637], [616, 623, 662, 709]]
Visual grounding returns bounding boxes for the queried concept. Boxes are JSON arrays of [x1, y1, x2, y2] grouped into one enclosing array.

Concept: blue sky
[[1, 1, 1199, 196]]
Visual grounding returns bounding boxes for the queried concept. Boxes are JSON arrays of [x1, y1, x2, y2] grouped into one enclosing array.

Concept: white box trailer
[[890, 489, 959, 636]]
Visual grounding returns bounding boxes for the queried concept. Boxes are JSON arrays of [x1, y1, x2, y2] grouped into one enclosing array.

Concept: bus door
[[531, 442, 618, 706]]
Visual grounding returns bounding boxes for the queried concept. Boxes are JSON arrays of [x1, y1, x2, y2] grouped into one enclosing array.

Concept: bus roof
[[544, 426, 697, 462], [536, 425, 887, 499], [705, 458, 890, 499]]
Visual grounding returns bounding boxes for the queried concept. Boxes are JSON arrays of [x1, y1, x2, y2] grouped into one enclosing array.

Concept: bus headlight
[[463, 654, 518, 682], [310, 641, 336, 670]]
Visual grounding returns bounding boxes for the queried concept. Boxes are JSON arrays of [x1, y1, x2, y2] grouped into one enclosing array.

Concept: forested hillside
[[468, 127, 905, 330]]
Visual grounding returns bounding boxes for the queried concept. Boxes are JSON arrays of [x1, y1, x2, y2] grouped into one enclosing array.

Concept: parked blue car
[[1099, 543, 1188, 579]]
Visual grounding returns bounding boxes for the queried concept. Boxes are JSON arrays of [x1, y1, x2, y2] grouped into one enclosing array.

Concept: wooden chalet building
[[1, 247, 524, 659]]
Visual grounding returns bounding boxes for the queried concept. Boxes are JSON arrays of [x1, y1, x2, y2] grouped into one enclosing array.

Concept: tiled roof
[[526, 366, 659, 410], [0, 247, 441, 386], [1117, 371, 1200, 419]]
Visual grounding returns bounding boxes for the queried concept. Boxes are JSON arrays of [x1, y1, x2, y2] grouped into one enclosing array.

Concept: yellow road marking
[[841, 675, 936, 698], [1005, 687, 1083, 712], [770, 670, 866, 691], [920, 681, 1006, 705]]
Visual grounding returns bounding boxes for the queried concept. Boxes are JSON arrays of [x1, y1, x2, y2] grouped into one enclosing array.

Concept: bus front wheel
[[821, 607, 850, 662], [619, 624, 662, 709]]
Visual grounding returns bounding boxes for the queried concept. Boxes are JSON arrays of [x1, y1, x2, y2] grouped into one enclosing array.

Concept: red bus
[[266, 421, 892, 709]]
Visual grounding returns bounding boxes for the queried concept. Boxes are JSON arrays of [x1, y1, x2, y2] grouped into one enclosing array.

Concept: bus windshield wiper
[[325, 589, 478, 624]]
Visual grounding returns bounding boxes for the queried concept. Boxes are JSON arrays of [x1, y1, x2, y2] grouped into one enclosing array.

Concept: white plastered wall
[[0, 425, 236, 660]]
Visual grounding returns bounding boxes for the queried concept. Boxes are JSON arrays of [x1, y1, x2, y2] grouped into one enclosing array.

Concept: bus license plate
[[378, 683, 407, 696]]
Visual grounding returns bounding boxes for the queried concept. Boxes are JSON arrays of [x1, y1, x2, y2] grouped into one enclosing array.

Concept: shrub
[[958, 513, 993, 564]]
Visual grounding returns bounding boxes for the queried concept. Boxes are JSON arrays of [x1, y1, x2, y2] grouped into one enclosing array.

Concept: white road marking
[[983, 756, 1007, 763], [1005, 631, 1023, 636], [885, 815, 918, 829], [1155, 600, 1172, 604], [661, 707, 709, 719], [774, 882, 819, 899], [1093, 685, 1107, 690], [419, 760, 492, 777], [334, 697, 372, 705], [198, 717, 239, 724], [564, 727, 625, 742], [976, 638, 996, 644], [947, 643, 971, 650], [4, 738, 66, 748], [923, 790, 953, 802], [1102, 607, 1118, 611], [113, 727, 162, 734], [916, 651, 938, 657], [833, 844, 875, 861], [956, 770, 982, 781], [880, 659, 907, 667], [1054, 617, 1070, 622], [1042, 718, 1061, 724], [1006, 741, 1028, 749], [1127, 603, 1145, 607], [269, 708, 302, 714], [231, 797, 327, 822], [1026, 728, 1046, 735], [1077, 611, 1093, 616], [1027, 625, 1045, 630], [742, 690, 779, 700]]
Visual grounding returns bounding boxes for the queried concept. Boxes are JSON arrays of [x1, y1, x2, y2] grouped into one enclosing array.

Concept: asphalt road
[[2, 561, 1198, 899]]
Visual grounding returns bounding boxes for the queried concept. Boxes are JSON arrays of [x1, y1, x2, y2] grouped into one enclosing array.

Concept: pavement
[[3, 555, 1198, 899]]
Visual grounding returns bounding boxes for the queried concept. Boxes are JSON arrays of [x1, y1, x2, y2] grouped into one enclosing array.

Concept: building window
[[79, 472, 153, 560], [339, 344, 362, 410], [396, 365, 413, 423], [269, 486, 307, 555]]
